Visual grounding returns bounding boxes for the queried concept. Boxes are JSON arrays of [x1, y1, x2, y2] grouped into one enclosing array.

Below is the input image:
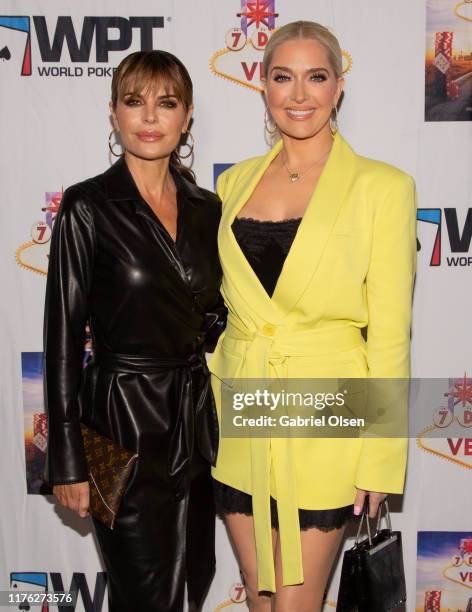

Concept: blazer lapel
[[272, 133, 359, 315], [219, 140, 284, 322], [219, 134, 359, 322]]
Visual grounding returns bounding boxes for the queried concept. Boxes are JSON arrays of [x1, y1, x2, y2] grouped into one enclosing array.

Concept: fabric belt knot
[[92, 350, 219, 484], [221, 316, 363, 591]]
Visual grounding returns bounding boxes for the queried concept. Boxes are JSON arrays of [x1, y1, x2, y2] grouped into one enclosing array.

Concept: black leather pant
[[93, 449, 215, 612]]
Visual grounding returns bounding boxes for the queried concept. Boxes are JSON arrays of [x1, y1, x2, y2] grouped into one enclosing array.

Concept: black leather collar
[[103, 156, 207, 204]]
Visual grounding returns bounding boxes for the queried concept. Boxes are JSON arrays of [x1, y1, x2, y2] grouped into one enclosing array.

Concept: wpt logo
[[0, 15, 165, 77], [417, 207, 472, 267], [10, 571, 107, 612], [0, 16, 31, 75]]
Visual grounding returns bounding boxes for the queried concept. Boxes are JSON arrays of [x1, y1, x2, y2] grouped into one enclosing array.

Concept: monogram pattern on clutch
[[81, 423, 138, 529]]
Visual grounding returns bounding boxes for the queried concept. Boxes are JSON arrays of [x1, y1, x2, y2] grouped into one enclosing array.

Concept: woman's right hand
[[53, 482, 90, 518]]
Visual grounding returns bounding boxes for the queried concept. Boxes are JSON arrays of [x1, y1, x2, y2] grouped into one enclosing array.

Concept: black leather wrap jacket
[[43, 157, 225, 610]]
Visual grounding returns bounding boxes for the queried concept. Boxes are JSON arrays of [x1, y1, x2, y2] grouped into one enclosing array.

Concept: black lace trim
[[213, 480, 356, 531], [235, 216, 303, 225], [232, 216, 302, 297]]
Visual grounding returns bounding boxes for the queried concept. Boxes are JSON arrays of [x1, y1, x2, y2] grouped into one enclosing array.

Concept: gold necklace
[[281, 145, 332, 183]]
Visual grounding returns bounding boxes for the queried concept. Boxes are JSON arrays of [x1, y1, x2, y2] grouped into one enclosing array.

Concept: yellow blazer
[[209, 132, 416, 592]]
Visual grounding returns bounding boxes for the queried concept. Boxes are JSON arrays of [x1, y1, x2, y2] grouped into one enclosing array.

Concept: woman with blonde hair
[[210, 21, 415, 611]]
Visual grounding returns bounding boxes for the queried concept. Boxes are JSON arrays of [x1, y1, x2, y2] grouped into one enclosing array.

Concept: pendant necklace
[[281, 145, 332, 183]]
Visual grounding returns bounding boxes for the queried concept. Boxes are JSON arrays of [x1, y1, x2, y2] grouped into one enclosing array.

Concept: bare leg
[[223, 513, 277, 612], [273, 525, 346, 612]]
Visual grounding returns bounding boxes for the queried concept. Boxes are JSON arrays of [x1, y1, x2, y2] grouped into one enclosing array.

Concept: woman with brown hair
[[44, 50, 224, 611]]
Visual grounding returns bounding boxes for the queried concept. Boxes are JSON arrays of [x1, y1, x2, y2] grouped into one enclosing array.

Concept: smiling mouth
[[286, 108, 315, 120]]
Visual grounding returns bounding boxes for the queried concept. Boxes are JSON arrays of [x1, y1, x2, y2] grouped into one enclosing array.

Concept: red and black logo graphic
[[417, 207, 472, 267], [0, 15, 165, 77]]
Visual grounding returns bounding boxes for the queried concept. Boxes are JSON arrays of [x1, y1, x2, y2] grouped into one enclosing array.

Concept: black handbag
[[336, 499, 406, 612]]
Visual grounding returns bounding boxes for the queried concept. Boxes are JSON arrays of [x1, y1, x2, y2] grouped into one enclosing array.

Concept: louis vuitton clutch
[[80, 423, 138, 529]]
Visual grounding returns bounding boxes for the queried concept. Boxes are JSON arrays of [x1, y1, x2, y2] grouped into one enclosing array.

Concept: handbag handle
[[374, 498, 392, 535], [354, 498, 392, 547]]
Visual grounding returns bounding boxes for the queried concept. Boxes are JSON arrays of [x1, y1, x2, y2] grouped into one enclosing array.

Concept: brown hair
[[262, 21, 343, 79], [111, 50, 195, 183]]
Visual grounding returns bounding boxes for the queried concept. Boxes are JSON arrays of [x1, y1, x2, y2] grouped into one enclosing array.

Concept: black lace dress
[[213, 216, 355, 531]]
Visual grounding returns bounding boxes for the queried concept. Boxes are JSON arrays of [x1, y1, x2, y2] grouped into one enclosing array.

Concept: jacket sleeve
[[354, 173, 417, 494], [43, 186, 96, 485]]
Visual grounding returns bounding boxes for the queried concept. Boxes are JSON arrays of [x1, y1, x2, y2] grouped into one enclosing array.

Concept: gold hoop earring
[[179, 131, 195, 159], [108, 128, 124, 157], [329, 106, 339, 136], [264, 108, 278, 135]]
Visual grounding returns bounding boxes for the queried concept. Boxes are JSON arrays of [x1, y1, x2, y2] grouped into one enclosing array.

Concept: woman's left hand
[[354, 488, 387, 519]]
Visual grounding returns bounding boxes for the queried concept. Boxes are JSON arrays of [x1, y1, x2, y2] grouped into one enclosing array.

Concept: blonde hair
[[262, 21, 343, 79]]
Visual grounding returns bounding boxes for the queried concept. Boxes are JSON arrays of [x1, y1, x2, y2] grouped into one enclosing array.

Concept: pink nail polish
[[353, 505, 361, 516]]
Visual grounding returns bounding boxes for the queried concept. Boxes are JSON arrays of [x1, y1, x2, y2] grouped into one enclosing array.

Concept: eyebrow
[[123, 92, 178, 100], [271, 66, 329, 74]]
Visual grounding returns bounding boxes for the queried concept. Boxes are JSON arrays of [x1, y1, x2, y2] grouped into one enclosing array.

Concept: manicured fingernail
[[354, 505, 361, 516]]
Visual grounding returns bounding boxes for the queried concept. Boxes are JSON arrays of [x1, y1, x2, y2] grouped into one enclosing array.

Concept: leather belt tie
[[92, 350, 219, 481]]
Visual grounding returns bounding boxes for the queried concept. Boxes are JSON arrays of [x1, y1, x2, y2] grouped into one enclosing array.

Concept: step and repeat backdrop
[[1, 1, 471, 610]]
